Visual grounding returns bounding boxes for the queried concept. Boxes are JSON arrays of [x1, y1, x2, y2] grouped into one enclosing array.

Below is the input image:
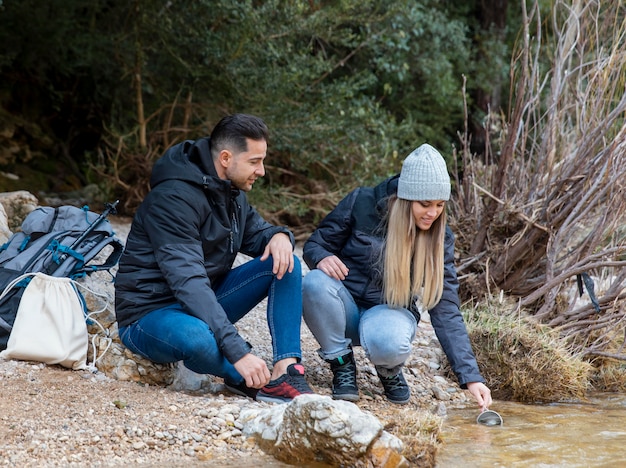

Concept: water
[[437, 393, 626, 467], [184, 394, 626, 467]]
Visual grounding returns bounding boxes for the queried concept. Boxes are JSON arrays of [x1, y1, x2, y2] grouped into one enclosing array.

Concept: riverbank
[[0, 301, 472, 467], [0, 214, 474, 467]]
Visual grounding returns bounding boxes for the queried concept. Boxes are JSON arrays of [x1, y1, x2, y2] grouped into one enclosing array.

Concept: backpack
[[0, 202, 124, 351]]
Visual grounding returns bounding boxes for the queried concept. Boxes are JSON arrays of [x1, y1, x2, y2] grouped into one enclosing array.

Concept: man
[[114, 113, 313, 403]]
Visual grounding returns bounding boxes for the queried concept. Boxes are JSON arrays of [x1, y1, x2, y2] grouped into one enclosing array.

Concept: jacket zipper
[[229, 204, 239, 254]]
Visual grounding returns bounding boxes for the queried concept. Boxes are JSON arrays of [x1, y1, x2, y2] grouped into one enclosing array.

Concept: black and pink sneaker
[[224, 379, 259, 400], [256, 363, 314, 403]]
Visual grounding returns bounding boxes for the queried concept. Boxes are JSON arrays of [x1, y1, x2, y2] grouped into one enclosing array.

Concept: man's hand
[[233, 353, 271, 389], [261, 232, 294, 280], [466, 382, 493, 411], [317, 255, 349, 280]]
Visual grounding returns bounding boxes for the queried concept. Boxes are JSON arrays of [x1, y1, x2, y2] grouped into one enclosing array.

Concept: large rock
[[240, 394, 409, 467], [0, 201, 11, 244], [0, 190, 38, 238]]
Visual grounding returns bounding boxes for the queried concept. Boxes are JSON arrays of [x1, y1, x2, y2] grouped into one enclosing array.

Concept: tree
[[0, 0, 478, 215]]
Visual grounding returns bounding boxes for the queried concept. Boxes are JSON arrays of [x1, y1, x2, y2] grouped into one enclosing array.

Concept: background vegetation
[[0, 0, 524, 217], [2, 0, 626, 396]]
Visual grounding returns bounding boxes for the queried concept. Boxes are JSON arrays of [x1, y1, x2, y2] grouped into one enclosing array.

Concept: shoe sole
[[332, 393, 360, 402], [223, 384, 257, 400], [257, 391, 315, 403], [256, 394, 292, 404], [387, 395, 411, 405]]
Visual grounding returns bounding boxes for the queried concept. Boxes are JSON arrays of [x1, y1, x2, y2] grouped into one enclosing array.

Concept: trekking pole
[[68, 200, 120, 253], [45, 200, 119, 275]]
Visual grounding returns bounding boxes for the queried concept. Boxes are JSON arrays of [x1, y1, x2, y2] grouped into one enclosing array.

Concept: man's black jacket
[[115, 138, 294, 365]]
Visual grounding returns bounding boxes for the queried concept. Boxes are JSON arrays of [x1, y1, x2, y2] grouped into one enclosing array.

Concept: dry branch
[[451, 0, 626, 358]]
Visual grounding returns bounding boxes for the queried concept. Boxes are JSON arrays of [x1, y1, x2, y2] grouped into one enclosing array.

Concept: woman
[[302, 144, 492, 408]]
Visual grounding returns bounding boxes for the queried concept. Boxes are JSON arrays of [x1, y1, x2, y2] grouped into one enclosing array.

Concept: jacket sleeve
[[303, 189, 359, 270], [144, 190, 251, 365], [239, 202, 295, 257], [428, 226, 485, 388]]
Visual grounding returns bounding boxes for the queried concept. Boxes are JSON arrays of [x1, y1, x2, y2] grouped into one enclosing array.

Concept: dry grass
[[382, 411, 443, 467], [461, 296, 592, 403], [590, 359, 626, 392]]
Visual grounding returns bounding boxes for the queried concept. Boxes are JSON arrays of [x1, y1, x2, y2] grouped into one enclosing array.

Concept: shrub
[[462, 297, 591, 403]]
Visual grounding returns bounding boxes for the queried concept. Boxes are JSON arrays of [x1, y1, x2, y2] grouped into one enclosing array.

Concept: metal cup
[[476, 409, 503, 426]]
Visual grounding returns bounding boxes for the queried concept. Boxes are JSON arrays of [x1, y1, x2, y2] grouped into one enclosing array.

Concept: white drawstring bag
[[0, 272, 88, 370]]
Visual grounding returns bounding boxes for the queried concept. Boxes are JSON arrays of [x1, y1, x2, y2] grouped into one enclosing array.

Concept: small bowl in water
[[476, 410, 503, 426]]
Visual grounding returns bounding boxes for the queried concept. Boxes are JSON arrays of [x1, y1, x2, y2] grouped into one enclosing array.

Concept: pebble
[[432, 386, 452, 401]]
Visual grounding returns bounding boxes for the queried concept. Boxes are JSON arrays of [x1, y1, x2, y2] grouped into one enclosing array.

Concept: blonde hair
[[382, 196, 446, 310]]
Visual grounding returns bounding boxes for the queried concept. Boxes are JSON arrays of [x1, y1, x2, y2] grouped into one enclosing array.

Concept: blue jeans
[[302, 269, 417, 376], [118, 256, 303, 383]]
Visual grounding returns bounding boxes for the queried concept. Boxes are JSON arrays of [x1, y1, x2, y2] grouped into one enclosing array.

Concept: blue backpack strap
[[71, 236, 124, 276], [15, 276, 33, 288], [47, 240, 85, 271], [18, 235, 31, 252], [82, 205, 90, 223]]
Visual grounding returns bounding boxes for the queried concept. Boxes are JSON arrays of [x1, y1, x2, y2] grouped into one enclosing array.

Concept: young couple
[[114, 113, 491, 409]]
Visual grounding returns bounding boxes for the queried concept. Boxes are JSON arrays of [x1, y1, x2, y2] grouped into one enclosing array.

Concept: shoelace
[[380, 374, 406, 392], [286, 373, 313, 393], [334, 364, 357, 387]]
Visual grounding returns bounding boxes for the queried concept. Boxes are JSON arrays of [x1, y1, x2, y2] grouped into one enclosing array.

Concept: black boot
[[377, 367, 410, 405], [327, 350, 359, 402]]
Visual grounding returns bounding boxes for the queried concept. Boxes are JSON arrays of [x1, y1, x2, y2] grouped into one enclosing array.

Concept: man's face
[[223, 138, 267, 192]]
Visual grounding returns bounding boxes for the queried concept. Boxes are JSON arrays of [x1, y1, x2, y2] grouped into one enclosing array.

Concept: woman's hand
[[466, 381, 492, 411], [317, 256, 349, 280]]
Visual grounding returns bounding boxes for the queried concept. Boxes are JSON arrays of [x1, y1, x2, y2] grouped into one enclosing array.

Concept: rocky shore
[[0, 290, 472, 467], [0, 201, 474, 467]]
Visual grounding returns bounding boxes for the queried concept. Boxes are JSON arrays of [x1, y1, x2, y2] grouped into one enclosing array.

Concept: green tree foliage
[[219, 1, 472, 180], [0, 0, 494, 220]]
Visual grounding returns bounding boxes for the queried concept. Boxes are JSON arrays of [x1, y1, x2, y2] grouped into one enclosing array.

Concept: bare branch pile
[[451, 0, 626, 358]]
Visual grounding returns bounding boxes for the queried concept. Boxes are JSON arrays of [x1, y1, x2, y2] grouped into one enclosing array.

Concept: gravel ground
[[0, 310, 470, 467], [0, 217, 472, 467]]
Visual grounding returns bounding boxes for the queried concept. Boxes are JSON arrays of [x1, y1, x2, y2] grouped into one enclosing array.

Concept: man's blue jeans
[[118, 256, 303, 383], [302, 269, 417, 376]]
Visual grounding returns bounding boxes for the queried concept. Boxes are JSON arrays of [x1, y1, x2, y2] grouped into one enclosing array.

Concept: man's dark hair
[[209, 114, 269, 159]]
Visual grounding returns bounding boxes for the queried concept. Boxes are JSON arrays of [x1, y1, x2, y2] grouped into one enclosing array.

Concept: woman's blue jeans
[[118, 256, 303, 383], [302, 269, 417, 376]]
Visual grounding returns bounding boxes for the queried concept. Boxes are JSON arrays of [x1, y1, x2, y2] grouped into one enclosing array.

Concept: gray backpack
[[0, 202, 123, 350]]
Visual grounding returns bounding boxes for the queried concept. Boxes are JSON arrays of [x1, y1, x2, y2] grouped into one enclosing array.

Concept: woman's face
[[411, 200, 445, 231]]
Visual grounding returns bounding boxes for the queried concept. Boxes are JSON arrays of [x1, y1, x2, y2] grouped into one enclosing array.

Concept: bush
[[462, 297, 591, 403]]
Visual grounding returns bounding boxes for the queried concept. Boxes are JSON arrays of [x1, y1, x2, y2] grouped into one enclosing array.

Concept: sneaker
[[256, 363, 314, 403], [224, 379, 258, 400], [328, 351, 359, 402], [377, 369, 410, 404]]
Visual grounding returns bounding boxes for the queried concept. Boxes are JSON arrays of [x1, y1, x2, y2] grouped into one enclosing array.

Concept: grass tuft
[[462, 296, 591, 403], [383, 410, 443, 467]]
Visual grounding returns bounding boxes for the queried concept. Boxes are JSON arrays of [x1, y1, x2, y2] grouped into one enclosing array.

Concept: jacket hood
[[150, 138, 231, 193], [373, 174, 400, 212]]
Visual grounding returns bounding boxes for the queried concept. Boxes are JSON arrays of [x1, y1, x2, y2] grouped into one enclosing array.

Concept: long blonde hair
[[382, 196, 446, 310]]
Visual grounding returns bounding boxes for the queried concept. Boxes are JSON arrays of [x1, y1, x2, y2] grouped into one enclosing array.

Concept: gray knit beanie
[[397, 144, 451, 201]]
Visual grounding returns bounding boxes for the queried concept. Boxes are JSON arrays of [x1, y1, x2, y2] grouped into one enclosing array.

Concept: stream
[[209, 393, 626, 467], [437, 393, 626, 467]]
